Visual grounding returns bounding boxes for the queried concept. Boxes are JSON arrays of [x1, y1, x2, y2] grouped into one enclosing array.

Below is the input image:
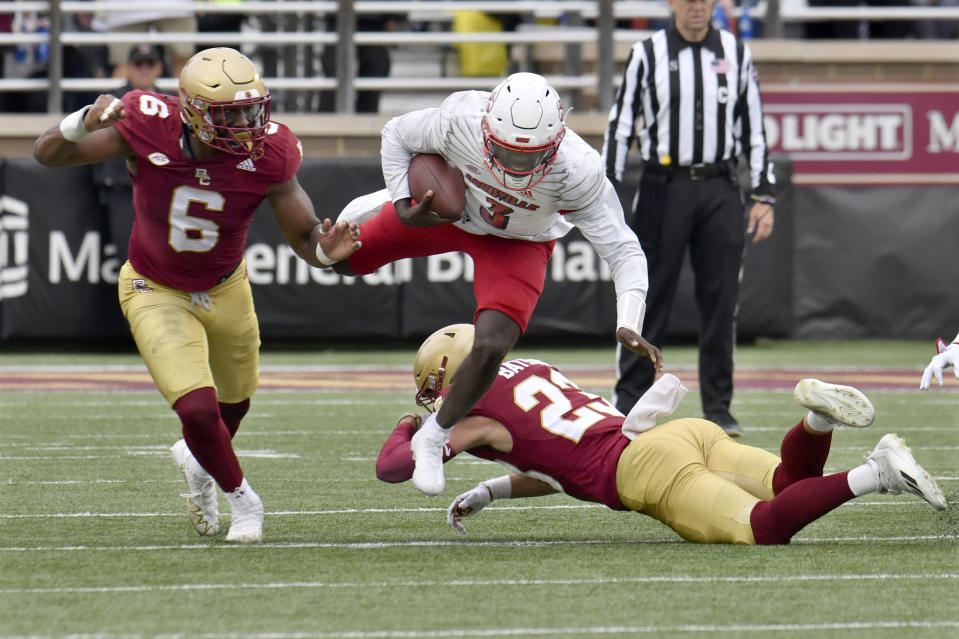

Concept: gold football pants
[[118, 260, 260, 406], [616, 418, 781, 544]]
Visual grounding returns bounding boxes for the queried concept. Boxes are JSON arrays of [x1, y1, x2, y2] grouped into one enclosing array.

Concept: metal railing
[[1, 1, 958, 114]]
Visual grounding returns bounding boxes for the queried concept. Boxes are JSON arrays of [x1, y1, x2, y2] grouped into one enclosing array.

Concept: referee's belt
[[643, 161, 732, 181]]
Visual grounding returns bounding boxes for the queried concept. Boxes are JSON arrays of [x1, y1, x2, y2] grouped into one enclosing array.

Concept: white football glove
[[447, 484, 492, 534], [920, 341, 959, 390]]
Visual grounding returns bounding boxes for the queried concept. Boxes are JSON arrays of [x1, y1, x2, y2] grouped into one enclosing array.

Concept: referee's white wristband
[[59, 106, 93, 143], [481, 475, 512, 501], [314, 238, 337, 267]]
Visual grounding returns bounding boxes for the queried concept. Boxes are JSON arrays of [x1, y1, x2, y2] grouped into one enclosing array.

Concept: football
[[407, 153, 466, 219]]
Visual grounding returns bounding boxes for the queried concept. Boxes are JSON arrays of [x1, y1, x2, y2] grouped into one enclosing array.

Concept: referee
[[602, 0, 775, 437]]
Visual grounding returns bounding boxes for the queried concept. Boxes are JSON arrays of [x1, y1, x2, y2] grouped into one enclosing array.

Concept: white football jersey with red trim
[[379, 90, 649, 319]]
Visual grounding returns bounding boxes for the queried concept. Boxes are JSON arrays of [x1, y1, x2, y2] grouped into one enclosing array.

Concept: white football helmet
[[482, 72, 566, 191], [413, 323, 475, 411], [179, 47, 271, 158]]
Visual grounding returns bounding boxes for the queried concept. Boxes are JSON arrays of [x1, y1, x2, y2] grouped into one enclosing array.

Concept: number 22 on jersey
[[513, 369, 621, 442]]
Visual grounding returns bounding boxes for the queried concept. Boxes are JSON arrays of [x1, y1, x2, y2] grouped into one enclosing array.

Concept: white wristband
[[314, 238, 337, 267], [616, 290, 646, 334], [481, 475, 512, 501], [59, 106, 93, 143]]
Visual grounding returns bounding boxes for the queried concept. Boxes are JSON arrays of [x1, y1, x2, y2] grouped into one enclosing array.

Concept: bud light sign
[[762, 86, 959, 185]]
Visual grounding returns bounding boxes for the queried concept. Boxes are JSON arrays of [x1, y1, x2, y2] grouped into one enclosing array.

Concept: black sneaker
[[706, 412, 744, 438]]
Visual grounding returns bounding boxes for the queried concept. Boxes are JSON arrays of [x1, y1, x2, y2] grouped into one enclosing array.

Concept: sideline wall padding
[[13, 154, 956, 342], [1, 159, 126, 339], [792, 185, 959, 340]]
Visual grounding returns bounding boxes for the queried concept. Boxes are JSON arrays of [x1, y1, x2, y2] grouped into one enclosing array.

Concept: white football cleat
[[410, 414, 450, 496], [866, 434, 947, 510], [170, 439, 219, 536], [225, 478, 264, 543], [793, 378, 875, 428]]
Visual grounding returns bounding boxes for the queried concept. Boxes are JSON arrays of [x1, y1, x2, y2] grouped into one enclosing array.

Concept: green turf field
[[1, 340, 957, 638]]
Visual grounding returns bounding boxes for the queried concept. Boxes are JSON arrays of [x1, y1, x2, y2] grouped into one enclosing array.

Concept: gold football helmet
[[413, 323, 475, 411], [179, 47, 271, 157]]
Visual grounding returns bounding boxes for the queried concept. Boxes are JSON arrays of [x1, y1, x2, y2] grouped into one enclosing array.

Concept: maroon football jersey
[[467, 359, 631, 510], [115, 90, 302, 291]]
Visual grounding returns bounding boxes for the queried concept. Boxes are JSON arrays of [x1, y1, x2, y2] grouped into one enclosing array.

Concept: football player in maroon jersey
[[377, 325, 946, 544], [33, 47, 361, 543]]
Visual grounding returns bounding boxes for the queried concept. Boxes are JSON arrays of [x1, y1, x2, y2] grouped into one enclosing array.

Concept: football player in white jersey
[[921, 330, 959, 390], [326, 72, 661, 497]]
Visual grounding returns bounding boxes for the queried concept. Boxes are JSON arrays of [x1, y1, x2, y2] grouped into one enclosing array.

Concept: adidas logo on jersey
[[236, 158, 257, 172]]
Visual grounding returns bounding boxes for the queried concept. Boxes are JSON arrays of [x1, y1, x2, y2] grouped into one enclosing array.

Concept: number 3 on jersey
[[513, 369, 621, 442], [169, 185, 223, 252], [480, 197, 512, 230]]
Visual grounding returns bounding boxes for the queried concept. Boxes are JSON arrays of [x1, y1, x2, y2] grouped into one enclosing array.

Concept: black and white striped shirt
[[602, 23, 775, 202]]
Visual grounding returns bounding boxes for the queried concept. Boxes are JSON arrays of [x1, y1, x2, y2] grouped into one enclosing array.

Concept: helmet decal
[[413, 324, 475, 411]]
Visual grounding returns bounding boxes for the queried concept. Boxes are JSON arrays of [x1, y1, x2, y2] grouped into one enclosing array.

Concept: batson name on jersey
[[460, 358, 631, 510], [115, 90, 302, 292]]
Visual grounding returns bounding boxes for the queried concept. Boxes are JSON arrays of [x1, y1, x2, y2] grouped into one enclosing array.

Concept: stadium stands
[[1, 1, 958, 115]]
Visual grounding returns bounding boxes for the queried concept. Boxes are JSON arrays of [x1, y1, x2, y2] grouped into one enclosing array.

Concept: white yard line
[[0, 504, 599, 519], [0, 497, 944, 520], [2, 477, 384, 485], [2, 573, 959, 595], [3, 622, 959, 638], [1, 534, 956, 553], [0, 429, 393, 440], [12, 478, 959, 487], [0, 450, 300, 460], [0, 431, 392, 445]]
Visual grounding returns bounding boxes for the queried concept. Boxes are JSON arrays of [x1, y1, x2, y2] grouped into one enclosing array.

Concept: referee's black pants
[[615, 168, 745, 420]]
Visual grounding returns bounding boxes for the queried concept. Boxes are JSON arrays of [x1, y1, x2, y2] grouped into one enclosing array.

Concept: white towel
[[621, 373, 688, 439]]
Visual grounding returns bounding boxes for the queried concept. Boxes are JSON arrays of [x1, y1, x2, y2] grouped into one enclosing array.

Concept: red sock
[[376, 419, 418, 483], [376, 416, 459, 483], [174, 387, 244, 492], [751, 472, 854, 544], [218, 399, 250, 438], [772, 419, 833, 494]]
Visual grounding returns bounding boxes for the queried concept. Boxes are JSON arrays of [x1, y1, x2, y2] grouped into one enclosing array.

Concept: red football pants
[[347, 204, 555, 332]]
